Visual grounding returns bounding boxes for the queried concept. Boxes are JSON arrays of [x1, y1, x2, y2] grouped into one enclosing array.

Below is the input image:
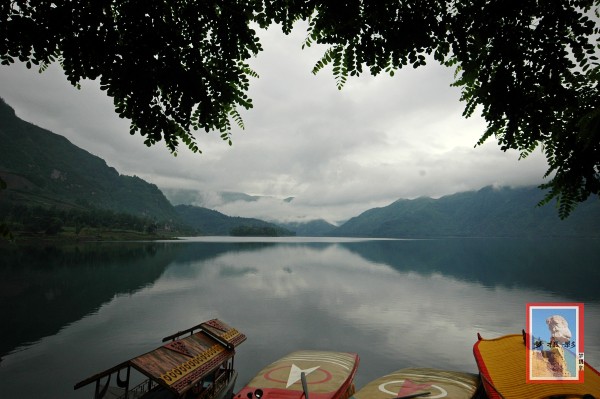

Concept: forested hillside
[[0, 98, 191, 238], [3, 97, 598, 240], [0, 98, 300, 238], [175, 205, 294, 236], [0, 99, 179, 222], [278, 219, 337, 236], [332, 186, 600, 238]]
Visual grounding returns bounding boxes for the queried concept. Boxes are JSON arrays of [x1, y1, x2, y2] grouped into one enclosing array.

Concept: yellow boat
[[473, 331, 600, 399]]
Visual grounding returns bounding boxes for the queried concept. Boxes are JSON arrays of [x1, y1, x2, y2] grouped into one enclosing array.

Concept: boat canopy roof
[[74, 319, 246, 396]]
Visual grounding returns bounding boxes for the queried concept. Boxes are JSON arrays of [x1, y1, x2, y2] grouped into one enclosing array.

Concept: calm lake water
[[1, 237, 599, 399]]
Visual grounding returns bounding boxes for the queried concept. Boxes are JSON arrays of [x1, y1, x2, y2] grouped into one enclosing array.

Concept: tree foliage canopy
[[1, 0, 599, 217]]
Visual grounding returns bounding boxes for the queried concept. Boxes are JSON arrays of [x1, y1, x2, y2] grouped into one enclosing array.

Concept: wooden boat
[[474, 331, 600, 399], [234, 350, 359, 399], [352, 367, 484, 399], [352, 331, 600, 399], [74, 319, 246, 399]]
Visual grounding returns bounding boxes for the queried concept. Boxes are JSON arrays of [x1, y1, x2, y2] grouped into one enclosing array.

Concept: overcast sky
[[0, 23, 550, 224]]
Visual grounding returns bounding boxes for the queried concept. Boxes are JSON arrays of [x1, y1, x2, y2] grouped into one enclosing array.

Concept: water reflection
[[0, 242, 177, 358], [0, 238, 598, 399], [172, 241, 600, 389], [339, 238, 600, 301]]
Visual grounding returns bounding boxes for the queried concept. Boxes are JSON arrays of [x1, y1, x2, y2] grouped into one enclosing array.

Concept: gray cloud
[[0, 23, 549, 223]]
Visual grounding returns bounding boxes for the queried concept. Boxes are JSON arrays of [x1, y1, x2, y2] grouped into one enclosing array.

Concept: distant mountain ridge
[[162, 188, 294, 207], [2, 98, 598, 238], [174, 205, 294, 236], [0, 98, 297, 236], [278, 219, 337, 236], [331, 185, 600, 238], [0, 98, 178, 222]]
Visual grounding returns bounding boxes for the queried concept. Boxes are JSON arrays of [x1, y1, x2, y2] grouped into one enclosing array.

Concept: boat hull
[[104, 372, 237, 399], [74, 319, 245, 399], [474, 333, 600, 399], [352, 368, 482, 399], [235, 350, 359, 399]]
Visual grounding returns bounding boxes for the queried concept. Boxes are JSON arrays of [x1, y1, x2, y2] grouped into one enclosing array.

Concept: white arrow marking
[[286, 364, 320, 388]]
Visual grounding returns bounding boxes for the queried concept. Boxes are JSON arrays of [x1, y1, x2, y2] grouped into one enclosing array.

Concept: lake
[[1, 237, 599, 399]]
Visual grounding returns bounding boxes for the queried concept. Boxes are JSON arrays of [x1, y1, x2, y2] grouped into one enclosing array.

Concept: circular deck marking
[[264, 365, 332, 386], [379, 381, 448, 399]]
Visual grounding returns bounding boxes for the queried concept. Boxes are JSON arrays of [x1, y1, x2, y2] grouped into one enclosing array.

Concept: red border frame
[[526, 302, 584, 383]]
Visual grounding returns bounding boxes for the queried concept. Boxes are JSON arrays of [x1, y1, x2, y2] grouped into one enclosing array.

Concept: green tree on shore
[[0, 176, 12, 240]]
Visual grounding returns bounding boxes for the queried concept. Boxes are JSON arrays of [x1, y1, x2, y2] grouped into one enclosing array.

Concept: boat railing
[[197, 370, 230, 399], [107, 370, 231, 399], [115, 378, 159, 399]]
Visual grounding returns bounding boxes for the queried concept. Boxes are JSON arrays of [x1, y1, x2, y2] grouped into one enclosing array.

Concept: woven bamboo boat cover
[[473, 333, 600, 399]]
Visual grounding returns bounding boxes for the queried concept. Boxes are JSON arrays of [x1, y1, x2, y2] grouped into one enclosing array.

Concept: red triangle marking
[[397, 379, 433, 396]]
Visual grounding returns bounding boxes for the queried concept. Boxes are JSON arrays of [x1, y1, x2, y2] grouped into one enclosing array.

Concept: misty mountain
[[332, 186, 600, 238], [0, 98, 299, 236], [0, 98, 179, 222], [3, 96, 598, 239], [277, 219, 337, 236], [162, 187, 293, 207], [174, 204, 294, 236]]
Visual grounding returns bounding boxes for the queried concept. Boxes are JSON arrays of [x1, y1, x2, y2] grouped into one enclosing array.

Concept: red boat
[[235, 350, 359, 399]]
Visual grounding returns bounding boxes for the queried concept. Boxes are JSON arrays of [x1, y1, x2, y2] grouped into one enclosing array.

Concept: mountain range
[[332, 185, 600, 238], [1, 97, 599, 238], [0, 98, 178, 222], [174, 205, 293, 236], [0, 98, 288, 236]]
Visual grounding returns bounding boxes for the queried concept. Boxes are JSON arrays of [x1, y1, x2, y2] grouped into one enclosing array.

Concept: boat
[[473, 331, 600, 399], [234, 350, 359, 399], [352, 367, 485, 399], [350, 330, 600, 399], [74, 319, 246, 399]]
